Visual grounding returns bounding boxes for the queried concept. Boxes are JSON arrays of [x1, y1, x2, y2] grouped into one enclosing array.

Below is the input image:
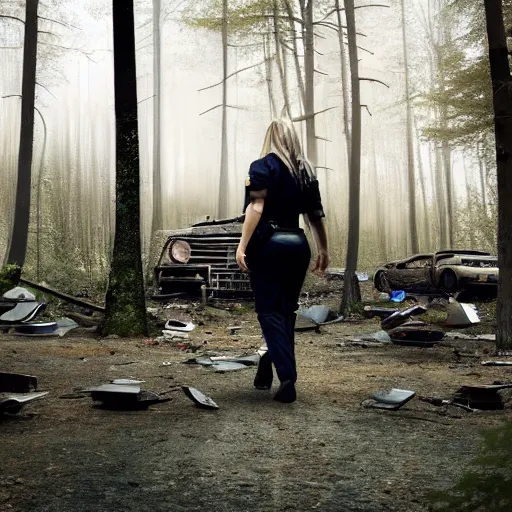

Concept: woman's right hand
[[236, 244, 249, 273], [312, 250, 329, 276]]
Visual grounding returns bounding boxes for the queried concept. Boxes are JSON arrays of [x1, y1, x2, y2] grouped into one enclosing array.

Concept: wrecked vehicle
[[373, 250, 498, 294], [154, 216, 253, 299]]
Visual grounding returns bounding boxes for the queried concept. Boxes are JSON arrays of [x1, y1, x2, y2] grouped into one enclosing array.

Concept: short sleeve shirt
[[243, 153, 325, 228]]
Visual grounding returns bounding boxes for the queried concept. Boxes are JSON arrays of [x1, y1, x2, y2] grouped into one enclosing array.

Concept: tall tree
[[218, 0, 229, 218], [483, 0, 512, 350], [103, 0, 148, 337], [4, 0, 39, 267], [340, 0, 362, 313], [302, 0, 318, 165], [151, 0, 163, 234], [401, 0, 419, 254]]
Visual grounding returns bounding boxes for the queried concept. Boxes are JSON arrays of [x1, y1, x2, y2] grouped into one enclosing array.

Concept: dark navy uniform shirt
[[243, 153, 325, 229]]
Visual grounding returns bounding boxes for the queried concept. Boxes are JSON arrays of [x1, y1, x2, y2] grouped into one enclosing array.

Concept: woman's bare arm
[[307, 216, 329, 274], [236, 195, 265, 272]]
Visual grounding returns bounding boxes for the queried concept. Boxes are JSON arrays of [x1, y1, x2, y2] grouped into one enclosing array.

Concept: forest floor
[[1, 280, 510, 512]]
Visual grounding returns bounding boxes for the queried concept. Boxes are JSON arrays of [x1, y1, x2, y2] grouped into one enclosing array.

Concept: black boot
[[273, 380, 296, 403], [254, 351, 273, 390]]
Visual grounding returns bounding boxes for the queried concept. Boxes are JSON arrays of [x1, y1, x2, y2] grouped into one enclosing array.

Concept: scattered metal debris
[[294, 315, 320, 333], [164, 319, 195, 332], [159, 330, 190, 341], [0, 392, 49, 414], [299, 305, 330, 324], [210, 362, 248, 373], [0, 371, 48, 415], [363, 388, 416, 410], [0, 372, 37, 393], [445, 299, 480, 327], [363, 306, 398, 319], [182, 386, 219, 409], [418, 396, 475, 412], [453, 383, 512, 410], [3, 287, 35, 300], [82, 382, 170, 410], [388, 327, 445, 347], [381, 305, 427, 331], [481, 361, 512, 367], [0, 301, 46, 323]]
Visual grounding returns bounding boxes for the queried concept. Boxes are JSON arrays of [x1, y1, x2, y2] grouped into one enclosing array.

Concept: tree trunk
[[414, 120, 431, 251], [218, 0, 229, 218], [263, 35, 276, 118], [335, 0, 351, 160], [340, 0, 362, 314], [435, 145, 448, 248], [151, 0, 163, 234], [35, 108, 46, 281], [442, 141, 454, 247], [103, 0, 148, 337], [401, 0, 419, 254], [5, 0, 38, 267], [477, 141, 488, 211], [483, 0, 512, 350], [283, 0, 305, 107], [273, 0, 291, 117], [303, 1, 317, 165]]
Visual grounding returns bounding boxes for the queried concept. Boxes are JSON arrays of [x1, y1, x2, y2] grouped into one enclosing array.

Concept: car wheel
[[374, 271, 388, 292], [440, 270, 458, 293]]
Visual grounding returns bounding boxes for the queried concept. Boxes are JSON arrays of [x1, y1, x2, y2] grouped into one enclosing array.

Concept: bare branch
[[314, 68, 328, 76], [227, 42, 262, 48], [198, 60, 265, 92], [314, 49, 324, 56], [316, 136, 332, 142], [344, 41, 374, 55], [2, 94, 21, 99], [360, 77, 390, 88], [361, 104, 373, 116], [292, 106, 338, 122], [315, 166, 335, 171], [37, 30, 53, 35], [314, 21, 340, 32], [0, 15, 24, 24], [199, 104, 244, 116], [135, 32, 152, 46], [38, 16, 81, 30], [36, 82, 56, 99], [138, 94, 155, 105], [38, 41, 97, 63], [355, 4, 390, 10], [314, 20, 367, 37]]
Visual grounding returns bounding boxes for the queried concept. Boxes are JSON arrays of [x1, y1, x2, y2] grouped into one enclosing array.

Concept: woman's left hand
[[236, 245, 249, 272]]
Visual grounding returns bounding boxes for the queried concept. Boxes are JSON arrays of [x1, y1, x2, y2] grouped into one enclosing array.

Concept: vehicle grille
[[173, 235, 252, 298]]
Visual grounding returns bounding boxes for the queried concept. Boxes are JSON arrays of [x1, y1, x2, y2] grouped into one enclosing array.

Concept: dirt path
[[1, 301, 510, 512]]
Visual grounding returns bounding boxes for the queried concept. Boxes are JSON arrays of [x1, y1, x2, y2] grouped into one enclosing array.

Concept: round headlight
[[169, 240, 191, 264]]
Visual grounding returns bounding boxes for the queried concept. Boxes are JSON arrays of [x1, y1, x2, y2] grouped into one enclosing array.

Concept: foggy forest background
[[0, 0, 498, 295]]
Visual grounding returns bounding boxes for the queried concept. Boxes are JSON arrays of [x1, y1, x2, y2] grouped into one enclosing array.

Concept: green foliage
[[423, 0, 512, 149], [0, 264, 21, 295], [429, 422, 512, 512], [455, 186, 497, 253], [183, 0, 275, 36]]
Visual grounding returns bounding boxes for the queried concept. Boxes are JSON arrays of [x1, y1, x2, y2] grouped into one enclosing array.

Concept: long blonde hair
[[260, 118, 315, 186]]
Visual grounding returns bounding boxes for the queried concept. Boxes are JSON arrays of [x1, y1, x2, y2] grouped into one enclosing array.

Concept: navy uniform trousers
[[248, 230, 311, 384]]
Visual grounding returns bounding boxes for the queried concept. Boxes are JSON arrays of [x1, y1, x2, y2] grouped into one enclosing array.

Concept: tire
[[374, 271, 388, 292], [440, 270, 458, 293]]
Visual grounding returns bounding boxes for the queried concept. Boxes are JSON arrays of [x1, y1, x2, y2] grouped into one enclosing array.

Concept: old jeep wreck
[[154, 216, 253, 299]]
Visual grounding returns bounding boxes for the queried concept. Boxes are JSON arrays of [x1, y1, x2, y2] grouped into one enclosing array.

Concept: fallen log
[[20, 278, 105, 312]]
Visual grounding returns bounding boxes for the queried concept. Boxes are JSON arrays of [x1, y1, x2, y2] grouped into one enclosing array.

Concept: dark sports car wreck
[[154, 216, 253, 299], [373, 250, 499, 294]]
